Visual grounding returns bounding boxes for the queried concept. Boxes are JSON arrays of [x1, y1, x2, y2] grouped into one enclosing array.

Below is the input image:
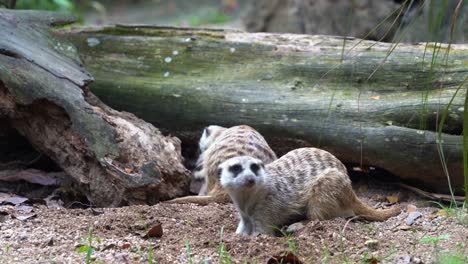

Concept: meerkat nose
[[245, 177, 255, 187]]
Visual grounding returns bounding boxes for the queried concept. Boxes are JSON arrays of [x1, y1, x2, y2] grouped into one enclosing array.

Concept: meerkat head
[[218, 156, 267, 190], [198, 125, 227, 153]]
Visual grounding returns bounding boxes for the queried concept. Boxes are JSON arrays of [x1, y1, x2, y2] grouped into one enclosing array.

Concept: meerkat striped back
[[265, 148, 348, 198], [266, 148, 347, 181]]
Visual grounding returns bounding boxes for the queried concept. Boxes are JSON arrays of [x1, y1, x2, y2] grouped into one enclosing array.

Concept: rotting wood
[[0, 10, 191, 207]]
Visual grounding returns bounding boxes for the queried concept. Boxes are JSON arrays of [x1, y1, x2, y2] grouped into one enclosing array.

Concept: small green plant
[[185, 240, 193, 264], [218, 226, 232, 264], [420, 233, 450, 244], [320, 244, 331, 264], [430, 201, 468, 226], [338, 226, 349, 264], [4, 244, 10, 254], [273, 226, 299, 254], [436, 252, 467, 264], [78, 226, 100, 264], [141, 221, 155, 264], [134, 243, 143, 260], [420, 234, 451, 260]]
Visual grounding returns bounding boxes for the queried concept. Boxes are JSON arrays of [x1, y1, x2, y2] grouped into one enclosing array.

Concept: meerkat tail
[[349, 191, 401, 221], [166, 193, 230, 205]]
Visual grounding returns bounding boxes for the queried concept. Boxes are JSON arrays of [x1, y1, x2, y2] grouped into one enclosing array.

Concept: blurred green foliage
[[0, 0, 86, 21], [15, 0, 77, 13], [186, 11, 231, 27]]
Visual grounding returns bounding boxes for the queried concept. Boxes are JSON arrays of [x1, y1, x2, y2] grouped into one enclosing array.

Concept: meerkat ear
[[217, 167, 222, 180], [204, 126, 211, 137]]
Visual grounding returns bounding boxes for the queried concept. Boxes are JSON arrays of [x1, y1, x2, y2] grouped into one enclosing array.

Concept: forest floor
[[0, 180, 466, 264]]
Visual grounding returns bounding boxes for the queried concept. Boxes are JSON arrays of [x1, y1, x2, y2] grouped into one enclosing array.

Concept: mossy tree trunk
[[0, 10, 190, 207], [60, 25, 468, 195]]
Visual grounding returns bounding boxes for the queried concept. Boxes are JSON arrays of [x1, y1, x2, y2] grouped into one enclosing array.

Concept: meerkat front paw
[[235, 220, 250, 235]]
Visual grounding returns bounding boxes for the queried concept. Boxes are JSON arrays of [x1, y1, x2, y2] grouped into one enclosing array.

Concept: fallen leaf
[[15, 204, 33, 213], [124, 167, 133, 174], [14, 213, 36, 221], [386, 195, 399, 204], [396, 225, 414, 231], [370, 96, 380, 100], [364, 239, 379, 248], [406, 204, 417, 213], [358, 185, 368, 193], [267, 251, 303, 264], [435, 209, 449, 217], [144, 223, 163, 238], [0, 195, 28, 206], [365, 257, 380, 264], [122, 243, 131, 249]]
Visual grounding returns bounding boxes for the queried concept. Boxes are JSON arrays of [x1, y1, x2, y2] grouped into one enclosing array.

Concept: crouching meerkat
[[168, 125, 277, 204], [218, 148, 401, 236]]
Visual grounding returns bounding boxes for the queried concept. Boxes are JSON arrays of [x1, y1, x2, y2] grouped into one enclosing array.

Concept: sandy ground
[[1, 183, 466, 264]]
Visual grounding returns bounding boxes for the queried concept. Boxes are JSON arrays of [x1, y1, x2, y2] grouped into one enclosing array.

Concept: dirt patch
[[0, 184, 466, 263]]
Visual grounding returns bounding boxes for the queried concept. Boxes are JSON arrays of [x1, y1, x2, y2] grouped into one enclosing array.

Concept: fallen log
[[0, 10, 191, 207], [60, 25, 468, 195]]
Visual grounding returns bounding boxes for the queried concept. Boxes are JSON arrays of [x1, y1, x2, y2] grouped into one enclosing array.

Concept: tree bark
[[60, 25, 468, 195], [0, 10, 191, 207]]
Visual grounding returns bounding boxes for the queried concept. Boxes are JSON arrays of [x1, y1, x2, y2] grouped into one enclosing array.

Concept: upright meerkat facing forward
[[218, 148, 401, 235], [169, 125, 277, 204]]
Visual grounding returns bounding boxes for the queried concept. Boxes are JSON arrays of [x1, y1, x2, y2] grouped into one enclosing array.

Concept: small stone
[[115, 253, 127, 262], [413, 257, 422, 264], [286, 222, 305, 233], [364, 239, 379, 249], [42, 237, 54, 247], [403, 255, 411, 264], [19, 232, 28, 240], [406, 211, 422, 225], [86, 38, 100, 47], [199, 259, 212, 264]]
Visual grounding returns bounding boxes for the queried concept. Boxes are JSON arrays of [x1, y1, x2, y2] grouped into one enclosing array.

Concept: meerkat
[[169, 125, 277, 204], [218, 148, 401, 236], [192, 125, 227, 195]]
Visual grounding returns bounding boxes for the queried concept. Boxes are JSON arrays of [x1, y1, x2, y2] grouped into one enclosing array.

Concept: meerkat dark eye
[[250, 163, 260, 175], [194, 163, 203, 172], [229, 164, 242, 176]]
